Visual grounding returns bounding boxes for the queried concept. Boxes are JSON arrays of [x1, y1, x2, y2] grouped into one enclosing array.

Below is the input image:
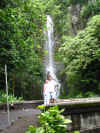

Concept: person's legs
[[49, 92, 53, 103], [49, 92, 56, 103], [54, 99, 56, 103], [50, 98, 53, 103], [52, 91, 57, 103], [45, 92, 50, 105]]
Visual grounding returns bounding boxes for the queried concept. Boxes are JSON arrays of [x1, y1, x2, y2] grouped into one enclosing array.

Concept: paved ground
[[0, 109, 40, 133]]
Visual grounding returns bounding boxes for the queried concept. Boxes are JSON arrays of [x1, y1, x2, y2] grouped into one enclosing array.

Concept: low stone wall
[[0, 100, 43, 111], [47, 98, 100, 133]]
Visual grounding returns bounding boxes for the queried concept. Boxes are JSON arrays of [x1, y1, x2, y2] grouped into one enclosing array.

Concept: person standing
[[47, 74, 57, 103]]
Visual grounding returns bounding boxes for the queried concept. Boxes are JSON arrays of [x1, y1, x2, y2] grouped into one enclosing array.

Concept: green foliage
[[41, 0, 71, 38], [59, 15, 100, 97], [26, 126, 44, 133], [37, 105, 45, 110], [26, 125, 37, 133], [0, 0, 46, 99], [73, 131, 80, 133], [0, 91, 23, 104], [39, 106, 72, 133], [68, 0, 87, 5], [75, 91, 100, 98], [26, 106, 72, 133], [81, 0, 100, 20]]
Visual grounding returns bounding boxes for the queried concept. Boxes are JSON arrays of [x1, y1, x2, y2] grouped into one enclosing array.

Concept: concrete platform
[[0, 100, 43, 111]]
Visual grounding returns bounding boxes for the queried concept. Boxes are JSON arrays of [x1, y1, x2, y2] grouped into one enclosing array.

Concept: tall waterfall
[[44, 15, 60, 97]]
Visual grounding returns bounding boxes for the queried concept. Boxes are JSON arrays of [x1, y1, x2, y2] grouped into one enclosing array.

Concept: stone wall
[[65, 106, 100, 133], [48, 98, 100, 133], [0, 100, 43, 111]]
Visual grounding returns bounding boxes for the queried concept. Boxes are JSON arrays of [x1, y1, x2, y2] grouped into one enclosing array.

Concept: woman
[[47, 74, 57, 103]]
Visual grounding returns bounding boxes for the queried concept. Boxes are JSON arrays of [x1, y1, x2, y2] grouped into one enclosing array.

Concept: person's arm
[[53, 81, 57, 90]]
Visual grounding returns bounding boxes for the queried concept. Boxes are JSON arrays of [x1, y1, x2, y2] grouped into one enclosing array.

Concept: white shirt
[[47, 80, 56, 93], [44, 83, 49, 95]]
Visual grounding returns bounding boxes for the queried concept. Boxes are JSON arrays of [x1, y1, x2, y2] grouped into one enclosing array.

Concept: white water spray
[[44, 15, 60, 97]]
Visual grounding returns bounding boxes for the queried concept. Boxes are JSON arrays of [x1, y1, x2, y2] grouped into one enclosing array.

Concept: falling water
[[44, 15, 60, 97]]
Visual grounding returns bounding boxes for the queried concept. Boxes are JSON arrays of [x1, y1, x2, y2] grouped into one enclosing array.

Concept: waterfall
[[44, 15, 60, 97]]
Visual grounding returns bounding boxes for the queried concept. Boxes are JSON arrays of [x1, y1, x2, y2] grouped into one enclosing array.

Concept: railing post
[[5, 64, 10, 126]]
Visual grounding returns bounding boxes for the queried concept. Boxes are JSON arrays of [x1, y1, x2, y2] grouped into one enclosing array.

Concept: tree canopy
[[59, 15, 100, 97], [0, 0, 46, 99]]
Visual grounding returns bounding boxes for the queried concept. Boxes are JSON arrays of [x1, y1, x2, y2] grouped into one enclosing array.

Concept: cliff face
[[68, 0, 97, 35], [68, 4, 83, 35]]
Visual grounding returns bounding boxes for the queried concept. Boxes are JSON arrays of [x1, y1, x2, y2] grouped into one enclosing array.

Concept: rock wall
[[52, 98, 100, 133], [68, 4, 83, 35], [66, 109, 100, 133]]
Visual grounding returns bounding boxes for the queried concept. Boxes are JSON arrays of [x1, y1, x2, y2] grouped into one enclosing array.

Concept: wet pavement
[[0, 109, 40, 132]]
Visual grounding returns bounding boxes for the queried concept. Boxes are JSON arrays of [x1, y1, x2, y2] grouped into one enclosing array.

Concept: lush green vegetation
[[26, 105, 72, 133], [0, 0, 46, 100], [0, 91, 23, 104], [80, 0, 100, 26], [59, 14, 100, 97]]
